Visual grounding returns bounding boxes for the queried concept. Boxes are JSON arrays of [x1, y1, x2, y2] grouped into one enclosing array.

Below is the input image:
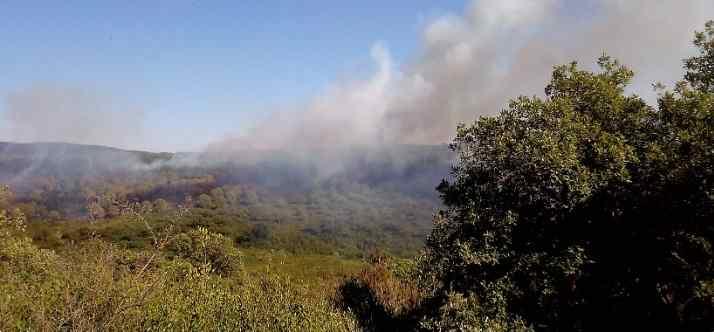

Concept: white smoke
[[2, 1, 710, 153], [216, 0, 714, 151], [1, 84, 145, 150]]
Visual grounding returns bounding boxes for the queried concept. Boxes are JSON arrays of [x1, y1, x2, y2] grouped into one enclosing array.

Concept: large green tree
[[420, 23, 713, 331]]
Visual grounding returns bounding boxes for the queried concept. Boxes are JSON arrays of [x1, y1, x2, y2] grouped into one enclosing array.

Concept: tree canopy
[[419, 22, 713, 331]]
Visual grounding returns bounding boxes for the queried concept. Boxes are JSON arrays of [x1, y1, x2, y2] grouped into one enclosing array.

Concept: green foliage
[[141, 264, 358, 331], [3, 20, 712, 332], [28, 187, 430, 258], [0, 142, 441, 258], [1, 207, 59, 281], [152, 198, 171, 213], [418, 291, 532, 332], [0, 241, 358, 331], [685, 20, 714, 92], [0, 199, 358, 331], [0, 185, 14, 210], [197, 193, 215, 209], [418, 30, 714, 331], [336, 254, 423, 331], [169, 227, 242, 276]]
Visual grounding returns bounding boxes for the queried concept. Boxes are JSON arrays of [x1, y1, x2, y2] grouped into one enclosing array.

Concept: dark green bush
[[415, 24, 714, 331]]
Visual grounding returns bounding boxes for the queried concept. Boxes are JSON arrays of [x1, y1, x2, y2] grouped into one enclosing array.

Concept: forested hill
[[0, 141, 451, 198], [0, 141, 173, 178], [0, 141, 452, 255]]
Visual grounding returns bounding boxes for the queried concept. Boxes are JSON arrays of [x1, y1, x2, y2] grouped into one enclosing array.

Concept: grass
[[241, 248, 365, 292]]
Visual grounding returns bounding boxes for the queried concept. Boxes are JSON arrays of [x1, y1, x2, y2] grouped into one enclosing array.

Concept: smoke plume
[[213, 0, 714, 151], [2, 1, 710, 154], [1, 84, 145, 150]]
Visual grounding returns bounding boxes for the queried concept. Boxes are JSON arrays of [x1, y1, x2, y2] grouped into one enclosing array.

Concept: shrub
[[169, 227, 242, 276], [1, 226, 358, 331], [336, 254, 422, 331], [143, 268, 358, 331]]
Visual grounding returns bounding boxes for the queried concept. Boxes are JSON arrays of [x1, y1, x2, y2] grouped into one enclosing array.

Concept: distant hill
[[0, 141, 451, 200], [0, 142, 452, 247], [0, 142, 173, 181]]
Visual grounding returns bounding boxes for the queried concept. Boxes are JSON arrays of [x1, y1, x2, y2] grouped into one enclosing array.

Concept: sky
[[0, 0, 465, 151], [1, 1, 712, 152]]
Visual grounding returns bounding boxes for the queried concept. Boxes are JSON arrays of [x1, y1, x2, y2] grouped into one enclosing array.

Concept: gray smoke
[[1, 84, 145, 150], [2, 1, 710, 154], [214, 0, 714, 151]]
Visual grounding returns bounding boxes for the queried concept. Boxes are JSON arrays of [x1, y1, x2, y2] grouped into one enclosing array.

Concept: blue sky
[[3, 1, 708, 152], [0, 0, 467, 151]]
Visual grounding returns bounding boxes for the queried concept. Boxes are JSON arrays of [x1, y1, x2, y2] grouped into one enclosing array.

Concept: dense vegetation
[[339, 22, 714, 331], [0, 144, 448, 257], [1, 22, 712, 331], [0, 192, 359, 330]]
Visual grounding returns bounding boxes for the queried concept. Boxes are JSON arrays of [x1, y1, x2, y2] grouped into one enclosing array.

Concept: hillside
[[0, 141, 452, 256]]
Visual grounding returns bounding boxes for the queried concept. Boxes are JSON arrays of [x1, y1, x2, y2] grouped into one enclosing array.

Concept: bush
[[336, 254, 422, 331], [0, 193, 358, 331], [169, 227, 242, 276], [0, 233, 357, 331], [144, 267, 358, 331]]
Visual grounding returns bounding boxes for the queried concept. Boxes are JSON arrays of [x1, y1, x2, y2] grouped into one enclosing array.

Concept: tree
[[685, 21, 714, 93], [87, 201, 106, 220], [419, 27, 713, 331], [210, 188, 227, 210], [153, 198, 171, 213], [248, 224, 272, 243], [241, 189, 259, 206], [141, 200, 154, 213], [197, 194, 215, 210], [169, 227, 242, 276], [224, 185, 242, 208], [0, 185, 13, 210]]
